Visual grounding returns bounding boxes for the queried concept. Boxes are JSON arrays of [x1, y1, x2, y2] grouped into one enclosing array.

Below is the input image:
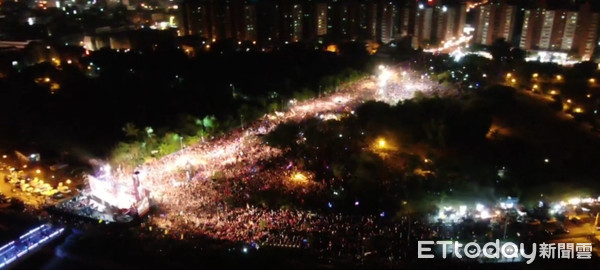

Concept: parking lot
[[0, 156, 75, 209]]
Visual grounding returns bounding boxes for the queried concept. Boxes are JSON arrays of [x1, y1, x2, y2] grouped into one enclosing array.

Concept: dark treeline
[[0, 45, 371, 164]]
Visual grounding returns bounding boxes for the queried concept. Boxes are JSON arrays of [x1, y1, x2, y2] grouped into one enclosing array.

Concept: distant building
[[537, 9, 555, 50], [315, 3, 327, 36], [517, 4, 598, 60], [554, 10, 578, 51], [457, 2, 467, 38], [433, 4, 466, 44], [180, 0, 211, 38], [380, 2, 398, 44], [358, 1, 377, 41], [215, 0, 234, 40], [256, 0, 280, 43], [473, 3, 516, 45], [413, 5, 433, 48], [327, 0, 358, 41], [399, 6, 411, 37], [175, 0, 466, 48], [290, 3, 303, 42], [338, 2, 351, 39], [574, 4, 599, 60], [243, 4, 257, 41], [179, 0, 244, 42], [496, 4, 517, 43], [435, 6, 455, 42], [83, 27, 176, 51], [519, 9, 543, 50]]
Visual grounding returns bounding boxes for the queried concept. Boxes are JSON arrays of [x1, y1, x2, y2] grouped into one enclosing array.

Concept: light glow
[[377, 138, 386, 148]]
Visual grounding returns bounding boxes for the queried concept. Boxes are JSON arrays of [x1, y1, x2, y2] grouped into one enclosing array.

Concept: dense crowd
[[84, 67, 455, 261]]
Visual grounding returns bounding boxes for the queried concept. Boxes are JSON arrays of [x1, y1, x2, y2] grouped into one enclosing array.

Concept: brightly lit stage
[[65, 164, 151, 222]]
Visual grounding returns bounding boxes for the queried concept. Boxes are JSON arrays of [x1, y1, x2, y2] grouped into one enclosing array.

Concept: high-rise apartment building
[[473, 3, 516, 45], [399, 6, 411, 37], [243, 4, 257, 41], [515, 4, 597, 59], [315, 2, 327, 36], [519, 9, 543, 50], [290, 4, 303, 41], [537, 10, 555, 50], [413, 5, 433, 48], [357, 1, 377, 41], [574, 3, 599, 60], [381, 2, 398, 44]]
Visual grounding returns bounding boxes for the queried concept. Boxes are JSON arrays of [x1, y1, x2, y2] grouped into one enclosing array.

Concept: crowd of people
[[150, 205, 457, 263], [82, 67, 456, 262]]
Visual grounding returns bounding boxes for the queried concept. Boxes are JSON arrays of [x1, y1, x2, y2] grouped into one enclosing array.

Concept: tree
[[122, 122, 140, 138], [110, 141, 144, 168], [177, 114, 201, 135], [145, 126, 155, 138], [569, 61, 597, 79], [510, 47, 525, 63], [267, 101, 280, 113], [202, 115, 216, 131], [238, 104, 266, 127], [490, 38, 511, 63], [158, 133, 181, 155], [263, 122, 299, 149], [292, 88, 315, 101]]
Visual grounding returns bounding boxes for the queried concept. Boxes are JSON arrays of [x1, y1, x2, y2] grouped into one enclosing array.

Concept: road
[[550, 219, 600, 257]]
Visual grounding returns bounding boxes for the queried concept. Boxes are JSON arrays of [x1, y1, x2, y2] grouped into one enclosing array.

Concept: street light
[[377, 138, 386, 148]]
